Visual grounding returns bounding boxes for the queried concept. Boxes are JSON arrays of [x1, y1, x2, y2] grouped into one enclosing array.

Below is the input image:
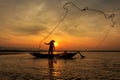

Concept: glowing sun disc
[[55, 43, 58, 47]]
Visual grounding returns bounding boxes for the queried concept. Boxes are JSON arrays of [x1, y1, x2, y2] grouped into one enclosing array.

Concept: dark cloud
[[100, 0, 120, 7], [11, 25, 48, 36]]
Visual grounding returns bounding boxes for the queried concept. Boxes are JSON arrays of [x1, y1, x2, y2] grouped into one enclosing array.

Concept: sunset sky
[[0, 0, 120, 50]]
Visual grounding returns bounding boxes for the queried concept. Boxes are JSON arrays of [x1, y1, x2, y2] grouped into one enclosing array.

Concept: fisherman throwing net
[[44, 40, 55, 55]]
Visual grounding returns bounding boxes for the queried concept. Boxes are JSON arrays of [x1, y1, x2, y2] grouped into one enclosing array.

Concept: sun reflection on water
[[48, 59, 61, 79]]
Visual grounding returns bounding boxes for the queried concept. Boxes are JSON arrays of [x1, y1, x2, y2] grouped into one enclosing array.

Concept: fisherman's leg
[[48, 49, 51, 55], [51, 49, 53, 55], [49, 48, 52, 55]]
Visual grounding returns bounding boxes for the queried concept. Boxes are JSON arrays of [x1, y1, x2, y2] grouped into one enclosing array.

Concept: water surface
[[0, 52, 119, 80]]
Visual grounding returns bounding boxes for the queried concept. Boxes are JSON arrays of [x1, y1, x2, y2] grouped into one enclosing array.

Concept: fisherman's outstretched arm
[[44, 43, 50, 45]]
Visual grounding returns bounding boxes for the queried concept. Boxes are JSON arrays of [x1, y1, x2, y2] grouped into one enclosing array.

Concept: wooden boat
[[58, 52, 77, 58], [30, 52, 77, 59]]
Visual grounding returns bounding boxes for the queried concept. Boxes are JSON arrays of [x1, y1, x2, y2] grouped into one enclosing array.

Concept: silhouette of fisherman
[[44, 40, 55, 55]]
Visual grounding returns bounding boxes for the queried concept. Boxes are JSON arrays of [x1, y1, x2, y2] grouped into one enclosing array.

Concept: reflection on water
[[48, 59, 60, 80], [0, 52, 119, 80], [48, 59, 54, 80]]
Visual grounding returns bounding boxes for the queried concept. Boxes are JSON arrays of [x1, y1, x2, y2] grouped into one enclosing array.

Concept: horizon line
[[0, 49, 120, 52]]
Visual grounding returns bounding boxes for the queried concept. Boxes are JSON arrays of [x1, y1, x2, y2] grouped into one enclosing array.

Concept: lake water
[[0, 52, 119, 80]]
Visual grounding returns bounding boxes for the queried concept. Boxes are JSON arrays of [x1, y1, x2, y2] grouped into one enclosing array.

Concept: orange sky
[[0, 0, 120, 50]]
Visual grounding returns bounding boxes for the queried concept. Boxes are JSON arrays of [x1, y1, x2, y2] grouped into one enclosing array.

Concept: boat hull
[[30, 52, 77, 59]]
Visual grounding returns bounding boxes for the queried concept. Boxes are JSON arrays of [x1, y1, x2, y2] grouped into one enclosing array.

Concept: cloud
[[12, 25, 47, 36], [0, 0, 119, 49], [59, 11, 109, 37]]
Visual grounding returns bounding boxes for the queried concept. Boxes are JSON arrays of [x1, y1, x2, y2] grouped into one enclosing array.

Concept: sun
[[54, 42, 58, 47]]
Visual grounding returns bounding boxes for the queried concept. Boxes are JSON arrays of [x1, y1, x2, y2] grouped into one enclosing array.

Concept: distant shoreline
[[0, 49, 120, 52], [0, 50, 120, 55]]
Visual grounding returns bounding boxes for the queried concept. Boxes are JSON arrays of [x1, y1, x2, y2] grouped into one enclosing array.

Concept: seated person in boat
[[44, 40, 55, 55]]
